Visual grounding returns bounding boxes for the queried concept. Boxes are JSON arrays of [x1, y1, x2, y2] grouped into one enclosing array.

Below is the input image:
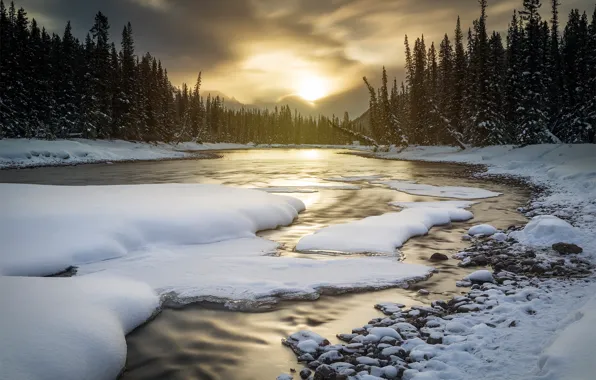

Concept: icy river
[[0, 149, 530, 380]]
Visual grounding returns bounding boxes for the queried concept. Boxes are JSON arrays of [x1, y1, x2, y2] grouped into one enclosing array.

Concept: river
[[0, 149, 530, 380]]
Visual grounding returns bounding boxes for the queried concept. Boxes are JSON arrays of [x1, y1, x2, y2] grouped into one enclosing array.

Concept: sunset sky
[[17, 0, 594, 116]]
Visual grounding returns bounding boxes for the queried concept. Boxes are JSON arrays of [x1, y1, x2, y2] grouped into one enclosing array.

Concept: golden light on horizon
[[297, 75, 328, 102], [299, 149, 321, 160]]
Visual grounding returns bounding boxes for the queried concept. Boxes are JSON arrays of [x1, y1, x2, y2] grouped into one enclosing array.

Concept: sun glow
[[297, 76, 328, 102]]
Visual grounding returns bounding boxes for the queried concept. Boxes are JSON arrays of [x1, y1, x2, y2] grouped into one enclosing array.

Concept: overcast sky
[[16, 0, 595, 116]]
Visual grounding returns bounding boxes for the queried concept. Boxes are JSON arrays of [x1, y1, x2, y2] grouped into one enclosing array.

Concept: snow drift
[[0, 275, 159, 380], [0, 183, 305, 277], [296, 207, 474, 254]]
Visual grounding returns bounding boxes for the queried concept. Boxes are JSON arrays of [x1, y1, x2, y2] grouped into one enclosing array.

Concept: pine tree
[[89, 11, 112, 137], [452, 17, 466, 135], [547, 0, 563, 131], [518, 0, 550, 145], [56, 21, 79, 137], [119, 22, 136, 138], [468, 0, 493, 145]]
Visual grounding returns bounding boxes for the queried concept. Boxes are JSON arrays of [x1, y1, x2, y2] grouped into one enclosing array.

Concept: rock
[[314, 364, 337, 380], [468, 224, 498, 236], [552, 242, 583, 255], [298, 353, 315, 362], [521, 259, 536, 266], [426, 332, 443, 345], [337, 333, 356, 342], [308, 361, 321, 370], [382, 365, 399, 379], [472, 255, 489, 266], [465, 270, 495, 283], [430, 252, 449, 261], [318, 350, 343, 364], [418, 289, 430, 295], [462, 234, 472, 241], [491, 232, 507, 242], [300, 368, 312, 379], [277, 374, 294, 380]]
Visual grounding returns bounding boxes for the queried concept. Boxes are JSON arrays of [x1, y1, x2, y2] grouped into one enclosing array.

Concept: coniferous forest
[[364, 0, 596, 147], [0, 1, 350, 144]]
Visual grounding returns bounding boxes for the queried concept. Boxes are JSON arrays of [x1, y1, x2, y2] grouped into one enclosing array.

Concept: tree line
[[0, 1, 352, 144], [364, 0, 596, 146]]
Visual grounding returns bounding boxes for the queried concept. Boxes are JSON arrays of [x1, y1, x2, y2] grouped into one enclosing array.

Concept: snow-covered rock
[[468, 224, 498, 236], [465, 270, 495, 283], [511, 215, 580, 247], [0, 276, 159, 380], [296, 207, 473, 254]]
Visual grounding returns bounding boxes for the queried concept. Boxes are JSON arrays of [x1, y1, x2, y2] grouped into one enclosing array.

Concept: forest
[[363, 0, 596, 147], [0, 1, 350, 144]]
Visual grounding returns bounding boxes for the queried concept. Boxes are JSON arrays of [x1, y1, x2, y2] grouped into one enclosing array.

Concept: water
[[0, 149, 530, 380]]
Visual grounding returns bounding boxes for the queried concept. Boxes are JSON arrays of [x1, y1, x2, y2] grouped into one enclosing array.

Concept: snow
[[1, 183, 434, 304], [368, 327, 402, 339], [536, 293, 596, 380], [0, 275, 159, 380], [464, 270, 495, 283], [0, 139, 372, 168], [77, 237, 433, 304], [254, 184, 361, 193], [491, 232, 508, 242], [511, 215, 581, 247], [390, 201, 477, 209], [372, 144, 596, 380], [325, 175, 386, 182], [467, 224, 498, 236], [374, 180, 501, 199], [0, 183, 304, 277], [296, 207, 473, 255]]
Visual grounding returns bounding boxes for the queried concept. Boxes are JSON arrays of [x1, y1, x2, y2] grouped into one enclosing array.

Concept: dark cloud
[[14, 0, 596, 116]]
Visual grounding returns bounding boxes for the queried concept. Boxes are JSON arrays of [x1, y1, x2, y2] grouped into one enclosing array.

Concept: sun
[[297, 76, 328, 102]]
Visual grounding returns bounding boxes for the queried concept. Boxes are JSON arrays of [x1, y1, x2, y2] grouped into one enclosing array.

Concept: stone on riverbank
[[429, 252, 449, 261], [552, 242, 583, 255]]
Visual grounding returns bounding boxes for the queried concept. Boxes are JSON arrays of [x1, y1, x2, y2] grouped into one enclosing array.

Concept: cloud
[[12, 0, 596, 115]]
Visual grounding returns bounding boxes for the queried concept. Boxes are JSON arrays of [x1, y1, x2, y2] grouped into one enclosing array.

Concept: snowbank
[[0, 275, 159, 380], [374, 180, 501, 199], [0, 183, 304, 276], [1, 183, 432, 303], [0, 139, 372, 168], [374, 144, 596, 379], [77, 237, 432, 304], [536, 293, 596, 380], [0, 138, 190, 168], [378, 144, 596, 200], [511, 215, 580, 247], [296, 207, 473, 255]]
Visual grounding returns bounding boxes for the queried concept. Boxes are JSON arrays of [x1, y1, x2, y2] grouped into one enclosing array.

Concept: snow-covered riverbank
[[0, 138, 370, 169], [278, 144, 596, 380]]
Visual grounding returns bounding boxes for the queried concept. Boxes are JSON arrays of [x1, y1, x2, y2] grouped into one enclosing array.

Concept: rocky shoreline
[[277, 184, 594, 380]]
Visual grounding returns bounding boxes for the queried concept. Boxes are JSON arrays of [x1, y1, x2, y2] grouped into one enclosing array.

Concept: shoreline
[[0, 138, 372, 170], [275, 150, 596, 380]]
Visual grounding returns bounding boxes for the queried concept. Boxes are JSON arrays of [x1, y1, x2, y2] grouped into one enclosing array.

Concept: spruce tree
[[89, 11, 112, 137], [452, 17, 466, 136]]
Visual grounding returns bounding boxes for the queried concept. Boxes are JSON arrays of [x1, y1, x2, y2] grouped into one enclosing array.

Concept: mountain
[[202, 85, 370, 119]]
